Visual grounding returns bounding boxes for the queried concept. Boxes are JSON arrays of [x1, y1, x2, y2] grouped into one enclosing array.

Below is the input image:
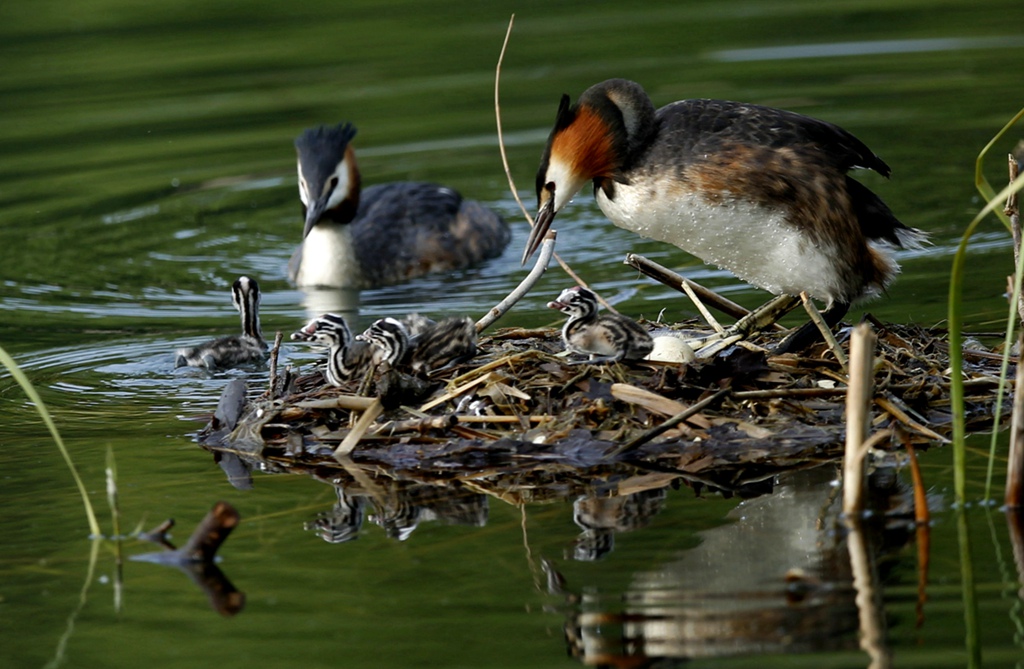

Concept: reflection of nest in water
[[198, 320, 1005, 498]]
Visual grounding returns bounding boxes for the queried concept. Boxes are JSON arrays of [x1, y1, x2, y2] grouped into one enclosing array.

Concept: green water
[[2, 0, 1024, 666]]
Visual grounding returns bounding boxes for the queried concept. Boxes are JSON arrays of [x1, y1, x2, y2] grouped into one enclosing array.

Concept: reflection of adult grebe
[[524, 79, 926, 350], [547, 286, 653, 363], [289, 123, 511, 289], [175, 276, 267, 370]]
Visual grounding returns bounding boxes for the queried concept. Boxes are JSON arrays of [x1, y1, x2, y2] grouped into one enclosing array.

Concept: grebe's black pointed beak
[[521, 199, 556, 265], [302, 198, 328, 239]]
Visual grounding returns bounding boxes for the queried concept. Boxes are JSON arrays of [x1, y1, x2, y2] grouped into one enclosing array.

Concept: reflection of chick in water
[[306, 486, 365, 544], [307, 482, 488, 544], [570, 488, 668, 561]]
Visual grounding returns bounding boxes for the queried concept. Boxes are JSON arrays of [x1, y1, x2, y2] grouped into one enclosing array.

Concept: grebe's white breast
[[596, 175, 847, 304], [294, 224, 362, 289]]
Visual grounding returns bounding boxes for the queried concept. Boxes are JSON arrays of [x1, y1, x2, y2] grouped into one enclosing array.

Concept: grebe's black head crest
[[296, 122, 361, 236], [295, 123, 357, 170]]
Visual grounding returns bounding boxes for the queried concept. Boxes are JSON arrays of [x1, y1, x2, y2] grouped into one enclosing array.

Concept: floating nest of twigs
[[197, 318, 1007, 499]]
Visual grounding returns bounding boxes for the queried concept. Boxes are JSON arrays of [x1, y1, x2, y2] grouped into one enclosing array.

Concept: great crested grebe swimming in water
[[524, 79, 926, 350], [175, 276, 268, 370], [289, 122, 511, 290]]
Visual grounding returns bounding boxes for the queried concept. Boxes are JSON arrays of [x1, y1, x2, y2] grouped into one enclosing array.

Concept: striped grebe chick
[[524, 79, 926, 349], [291, 313, 372, 387], [548, 286, 653, 363], [175, 276, 268, 370], [359, 315, 478, 374], [289, 122, 511, 289], [356, 317, 409, 371]]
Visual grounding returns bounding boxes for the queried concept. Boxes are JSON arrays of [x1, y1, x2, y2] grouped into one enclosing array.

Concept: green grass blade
[[957, 510, 982, 668], [0, 344, 101, 537], [949, 175, 1024, 504], [986, 242, 1024, 502], [974, 106, 1024, 230], [44, 537, 101, 669]]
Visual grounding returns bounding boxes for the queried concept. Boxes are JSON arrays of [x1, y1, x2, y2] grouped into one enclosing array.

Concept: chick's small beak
[[290, 319, 319, 341], [521, 197, 556, 265]]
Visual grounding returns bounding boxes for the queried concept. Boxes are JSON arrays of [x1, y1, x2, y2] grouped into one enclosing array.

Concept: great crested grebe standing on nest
[[523, 79, 925, 350]]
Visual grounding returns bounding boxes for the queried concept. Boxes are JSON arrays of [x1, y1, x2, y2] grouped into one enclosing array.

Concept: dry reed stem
[[373, 415, 456, 436], [419, 371, 501, 412], [494, 14, 612, 311], [734, 387, 846, 401], [455, 414, 554, 424], [624, 253, 787, 327], [334, 398, 383, 457], [731, 293, 801, 337], [1008, 154, 1021, 322], [1007, 156, 1023, 508], [800, 291, 848, 372], [295, 396, 378, 411], [610, 382, 711, 427], [1008, 330, 1024, 507], [608, 387, 730, 458], [446, 350, 539, 388], [843, 322, 876, 517], [476, 234, 555, 333], [875, 396, 948, 443], [694, 333, 744, 359], [494, 14, 530, 226], [680, 280, 724, 333], [268, 331, 283, 396]]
